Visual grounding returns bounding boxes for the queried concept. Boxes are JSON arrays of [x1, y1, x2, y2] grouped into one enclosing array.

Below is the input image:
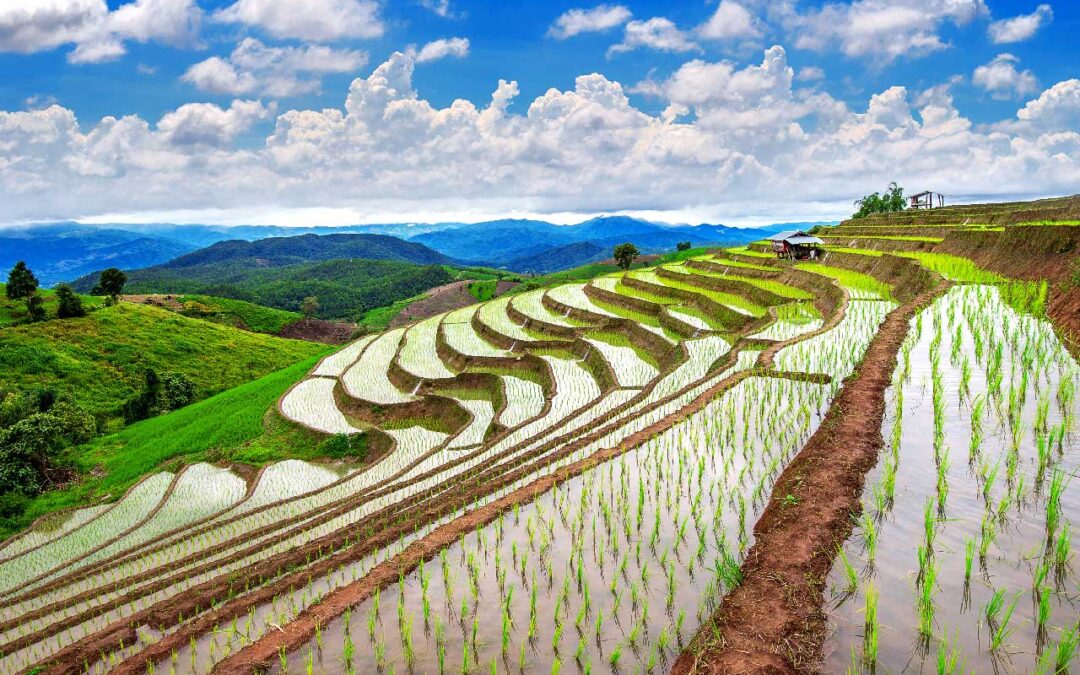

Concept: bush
[[25, 293, 46, 322], [55, 285, 86, 319], [318, 433, 369, 460], [160, 372, 196, 411], [0, 402, 93, 495], [6, 262, 39, 300]]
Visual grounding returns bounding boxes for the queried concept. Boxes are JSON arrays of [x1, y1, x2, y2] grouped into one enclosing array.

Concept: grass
[[359, 292, 427, 330], [174, 294, 302, 334], [724, 246, 775, 259], [795, 263, 893, 300], [0, 284, 106, 328], [466, 280, 499, 302], [1, 353, 335, 539], [0, 302, 327, 418]]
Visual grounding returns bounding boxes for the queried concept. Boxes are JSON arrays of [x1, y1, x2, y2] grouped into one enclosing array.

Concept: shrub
[[160, 372, 196, 411], [25, 293, 46, 322], [55, 285, 86, 319], [319, 433, 369, 460]]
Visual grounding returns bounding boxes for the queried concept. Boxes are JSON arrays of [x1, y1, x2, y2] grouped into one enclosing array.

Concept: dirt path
[[672, 278, 949, 675]]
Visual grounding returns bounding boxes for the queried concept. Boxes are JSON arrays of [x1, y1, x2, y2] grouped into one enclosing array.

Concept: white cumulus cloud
[[213, 0, 382, 42], [782, 0, 987, 64], [182, 38, 368, 97], [988, 4, 1052, 44], [609, 17, 701, 56], [1, 46, 1079, 227], [414, 37, 469, 63], [697, 0, 761, 41], [0, 0, 201, 63], [973, 53, 1038, 100], [548, 5, 632, 39]]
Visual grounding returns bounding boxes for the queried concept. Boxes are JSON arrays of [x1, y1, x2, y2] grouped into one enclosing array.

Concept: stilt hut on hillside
[[767, 231, 824, 260]]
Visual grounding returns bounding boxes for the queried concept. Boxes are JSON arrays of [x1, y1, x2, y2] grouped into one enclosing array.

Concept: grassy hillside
[[0, 354, 340, 539], [172, 294, 302, 333], [74, 259, 456, 321], [0, 284, 106, 328], [0, 302, 329, 418]]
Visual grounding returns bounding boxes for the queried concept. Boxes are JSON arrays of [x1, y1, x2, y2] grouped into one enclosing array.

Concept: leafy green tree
[[91, 268, 127, 298], [55, 284, 86, 318], [25, 293, 46, 322], [613, 243, 640, 271], [676, 241, 692, 252], [6, 262, 39, 300], [0, 401, 93, 495], [123, 369, 161, 424], [301, 296, 320, 319], [853, 182, 906, 218], [159, 372, 196, 411]]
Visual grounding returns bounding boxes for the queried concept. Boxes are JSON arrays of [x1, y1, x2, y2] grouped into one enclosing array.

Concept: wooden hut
[[766, 231, 824, 260]]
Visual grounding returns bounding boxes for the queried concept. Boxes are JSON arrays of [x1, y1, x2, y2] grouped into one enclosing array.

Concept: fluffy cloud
[[1, 46, 1079, 225], [414, 37, 469, 64], [782, 0, 987, 64], [973, 54, 1038, 100], [182, 38, 367, 97], [988, 4, 1052, 44], [609, 18, 700, 56], [697, 0, 761, 41], [1016, 79, 1080, 131], [796, 66, 825, 82], [0, 0, 201, 63], [419, 0, 453, 18], [548, 5, 632, 39], [212, 0, 382, 41]]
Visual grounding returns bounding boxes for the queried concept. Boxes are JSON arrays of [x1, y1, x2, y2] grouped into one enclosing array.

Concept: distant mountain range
[[0, 224, 196, 286], [4, 217, 837, 288]]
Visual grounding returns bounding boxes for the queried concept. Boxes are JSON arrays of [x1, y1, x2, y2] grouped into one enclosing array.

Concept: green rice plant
[[917, 560, 938, 639], [838, 546, 858, 596], [990, 594, 1019, 652], [863, 581, 879, 669]]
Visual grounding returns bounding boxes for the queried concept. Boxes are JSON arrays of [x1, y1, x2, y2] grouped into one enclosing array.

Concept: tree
[[91, 268, 127, 298], [55, 285, 86, 319], [301, 296, 320, 319], [853, 182, 906, 219], [159, 372, 195, 411], [25, 294, 46, 322], [613, 243, 640, 271], [676, 241, 692, 252], [6, 262, 39, 300]]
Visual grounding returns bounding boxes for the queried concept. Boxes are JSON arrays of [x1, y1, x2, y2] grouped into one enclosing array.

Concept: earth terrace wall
[[688, 258, 781, 279], [654, 265, 789, 307], [934, 225, 1079, 283], [619, 275, 751, 332], [819, 251, 938, 302], [820, 237, 936, 252], [504, 302, 580, 340], [839, 194, 1080, 226]]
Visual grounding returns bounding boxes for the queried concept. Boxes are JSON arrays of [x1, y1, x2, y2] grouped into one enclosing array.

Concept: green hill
[[0, 284, 105, 328], [0, 302, 329, 419], [138, 294, 304, 334], [74, 258, 455, 321]]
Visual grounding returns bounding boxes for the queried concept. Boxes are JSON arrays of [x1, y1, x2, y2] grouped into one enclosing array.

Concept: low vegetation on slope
[[0, 354, 337, 540], [128, 294, 304, 335], [0, 302, 328, 419], [0, 284, 105, 328], [74, 258, 456, 321]]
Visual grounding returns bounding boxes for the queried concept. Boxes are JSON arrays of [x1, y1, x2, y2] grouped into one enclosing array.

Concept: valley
[[0, 196, 1076, 674]]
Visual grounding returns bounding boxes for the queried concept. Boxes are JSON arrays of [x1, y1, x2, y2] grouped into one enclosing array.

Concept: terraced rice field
[[2, 204, 1078, 675]]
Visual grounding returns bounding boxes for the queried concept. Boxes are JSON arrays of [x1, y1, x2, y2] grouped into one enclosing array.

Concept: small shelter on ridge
[[909, 191, 944, 209], [766, 230, 824, 260]]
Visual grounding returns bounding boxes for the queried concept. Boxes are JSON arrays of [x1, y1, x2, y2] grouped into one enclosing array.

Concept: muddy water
[[824, 285, 1080, 673], [275, 376, 830, 675]]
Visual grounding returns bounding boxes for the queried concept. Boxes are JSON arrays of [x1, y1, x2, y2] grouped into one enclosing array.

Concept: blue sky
[[0, 0, 1078, 226]]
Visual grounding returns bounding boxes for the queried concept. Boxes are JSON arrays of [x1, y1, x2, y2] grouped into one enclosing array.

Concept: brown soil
[[673, 278, 949, 675], [120, 294, 184, 310], [1048, 284, 1080, 359], [389, 281, 478, 328], [277, 318, 356, 344], [494, 279, 520, 295]]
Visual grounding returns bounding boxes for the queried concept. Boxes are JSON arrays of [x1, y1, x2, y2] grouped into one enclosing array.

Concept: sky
[[0, 0, 1078, 228]]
